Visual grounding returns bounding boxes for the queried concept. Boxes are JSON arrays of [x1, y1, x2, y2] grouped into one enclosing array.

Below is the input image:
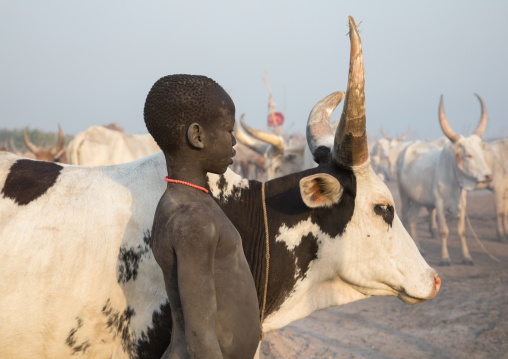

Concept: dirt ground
[[260, 182, 508, 359]]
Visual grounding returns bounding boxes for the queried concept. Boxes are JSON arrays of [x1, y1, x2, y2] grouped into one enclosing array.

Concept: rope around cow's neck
[[260, 181, 270, 341]]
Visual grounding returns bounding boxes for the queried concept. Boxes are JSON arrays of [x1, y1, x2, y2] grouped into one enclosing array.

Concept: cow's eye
[[374, 203, 394, 227]]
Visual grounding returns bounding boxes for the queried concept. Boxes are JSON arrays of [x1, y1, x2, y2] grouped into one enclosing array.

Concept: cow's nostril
[[485, 174, 493, 183], [434, 275, 441, 293]]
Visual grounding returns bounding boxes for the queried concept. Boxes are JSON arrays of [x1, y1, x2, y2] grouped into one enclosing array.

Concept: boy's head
[[144, 74, 235, 154]]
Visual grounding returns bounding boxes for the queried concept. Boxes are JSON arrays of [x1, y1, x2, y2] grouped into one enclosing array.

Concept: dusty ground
[[260, 183, 508, 359]]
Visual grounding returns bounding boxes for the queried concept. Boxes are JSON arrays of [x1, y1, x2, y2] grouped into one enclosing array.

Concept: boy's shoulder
[[154, 190, 220, 246], [158, 190, 214, 219]]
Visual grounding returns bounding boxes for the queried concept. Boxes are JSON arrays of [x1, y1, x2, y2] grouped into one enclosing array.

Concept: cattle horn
[[380, 126, 393, 141], [306, 91, 345, 161], [23, 126, 40, 154], [9, 137, 22, 155], [50, 124, 65, 156], [236, 115, 270, 155], [473, 93, 488, 138], [240, 116, 285, 155], [332, 16, 369, 167], [438, 95, 461, 143], [397, 127, 410, 141]]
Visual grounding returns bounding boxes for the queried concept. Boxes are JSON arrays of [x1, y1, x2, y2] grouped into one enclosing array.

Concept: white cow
[[370, 127, 410, 181], [484, 139, 508, 241], [67, 125, 160, 165], [397, 94, 492, 265], [451, 139, 508, 245], [0, 17, 440, 358]]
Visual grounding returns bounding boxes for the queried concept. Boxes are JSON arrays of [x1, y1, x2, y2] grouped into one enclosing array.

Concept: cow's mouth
[[398, 292, 427, 304]]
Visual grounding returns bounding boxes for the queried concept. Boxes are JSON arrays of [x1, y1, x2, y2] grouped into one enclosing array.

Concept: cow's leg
[[457, 189, 473, 265], [426, 207, 437, 238], [503, 189, 508, 242], [495, 187, 508, 242], [398, 186, 411, 230], [407, 202, 423, 252], [436, 203, 451, 266]]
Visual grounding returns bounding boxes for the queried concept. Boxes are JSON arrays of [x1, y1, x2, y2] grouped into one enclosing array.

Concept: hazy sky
[[1, 1, 507, 142]]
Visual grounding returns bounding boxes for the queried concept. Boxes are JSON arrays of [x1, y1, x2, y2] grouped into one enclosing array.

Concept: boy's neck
[[165, 165, 208, 190]]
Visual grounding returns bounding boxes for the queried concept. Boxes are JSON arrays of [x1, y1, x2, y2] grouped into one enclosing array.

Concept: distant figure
[[144, 74, 261, 358]]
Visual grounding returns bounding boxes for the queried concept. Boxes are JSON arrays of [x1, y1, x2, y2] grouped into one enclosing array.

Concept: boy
[[144, 74, 261, 358]]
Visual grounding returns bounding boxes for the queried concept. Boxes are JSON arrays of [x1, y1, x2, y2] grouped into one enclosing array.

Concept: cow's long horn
[[50, 124, 65, 156], [240, 117, 285, 154], [9, 138, 22, 155], [438, 95, 460, 143], [23, 126, 40, 154], [473, 93, 488, 138], [236, 114, 270, 155], [332, 16, 369, 167], [380, 126, 393, 141], [397, 127, 410, 141], [306, 91, 345, 157]]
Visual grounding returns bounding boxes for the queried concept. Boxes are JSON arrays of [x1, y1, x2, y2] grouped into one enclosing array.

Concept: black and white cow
[[0, 17, 440, 359]]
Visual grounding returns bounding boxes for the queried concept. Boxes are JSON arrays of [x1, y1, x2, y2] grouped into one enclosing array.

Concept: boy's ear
[[299, 173, 343, 208], [187, 122, 204, 149]]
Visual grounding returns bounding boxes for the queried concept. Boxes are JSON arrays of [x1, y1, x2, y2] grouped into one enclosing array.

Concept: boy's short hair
[[144, 74, 234, 153]]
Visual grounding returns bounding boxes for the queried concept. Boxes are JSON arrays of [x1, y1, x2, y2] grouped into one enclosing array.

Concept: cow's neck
[[435, 147, 466, 208], [208, 165, 358, 330], [209, 169, 313, 317]]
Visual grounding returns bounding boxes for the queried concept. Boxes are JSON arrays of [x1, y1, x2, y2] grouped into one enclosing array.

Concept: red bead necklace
[[164, 176, 209, 194]]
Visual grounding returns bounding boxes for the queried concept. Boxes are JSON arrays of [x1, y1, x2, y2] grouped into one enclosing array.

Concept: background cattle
[[232, 115, 268, 180], [67, 125, 160, 165], [0, 17, 440, 359], [397, 94, 492, 266], [237, 115, 314, 180], [370, 127, 411, 181], [483, 139, 508, 241], [447, 139, 508, 248], [8, 125, 68, 163]]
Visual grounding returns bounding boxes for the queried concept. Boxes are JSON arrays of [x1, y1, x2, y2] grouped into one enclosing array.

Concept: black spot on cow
[[134, 301, 172, 359], [210, 174, 243, 203], [66, 317, 91, 355], [1, 159, 62, 205], [294, 233, 319, 280], [264, 233, 320, 317], [102, 299, 135, 357], [117, 230, 151, 284], [143, 230, 151, 246], [374, 204, 394, 227]]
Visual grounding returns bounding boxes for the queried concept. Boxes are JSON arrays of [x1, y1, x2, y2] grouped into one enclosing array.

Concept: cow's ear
[[300, 174, 343, 208], [449, 143, 463, 168]]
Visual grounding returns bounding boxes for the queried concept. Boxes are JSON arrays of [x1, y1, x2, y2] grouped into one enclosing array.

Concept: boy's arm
[[174, 214, 222, 359]]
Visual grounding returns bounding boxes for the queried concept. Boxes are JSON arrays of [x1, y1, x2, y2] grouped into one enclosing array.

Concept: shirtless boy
[[144, 74, 261, 358]]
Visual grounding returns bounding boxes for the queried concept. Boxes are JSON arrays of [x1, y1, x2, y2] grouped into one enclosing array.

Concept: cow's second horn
[[398, 127, 410, 141], [473, 93, 488, 138], [240, 117, 285, 154], [23, 126, 40, 154], [50, 124, 65, 156], [380, 126, 393, 141], [306, 91, 345, 162], [332, 16, 369, 167], [236, 114, 270, 155]]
